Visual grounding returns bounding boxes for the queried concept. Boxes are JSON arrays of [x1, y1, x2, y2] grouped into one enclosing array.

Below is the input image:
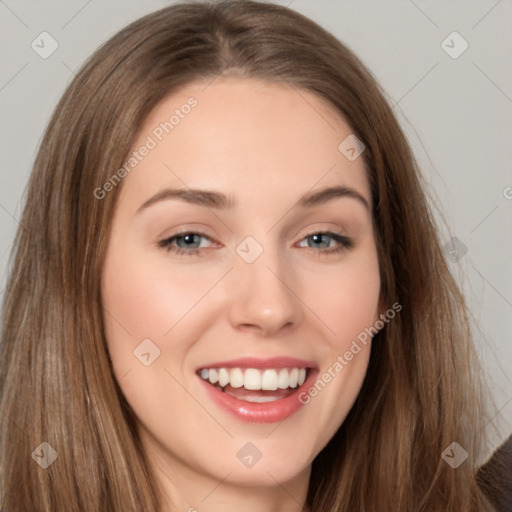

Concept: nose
[[226, 247, 303, 337]]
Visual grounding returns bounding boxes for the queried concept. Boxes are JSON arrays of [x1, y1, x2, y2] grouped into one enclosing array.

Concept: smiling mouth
[[197, 367, 310, 403]]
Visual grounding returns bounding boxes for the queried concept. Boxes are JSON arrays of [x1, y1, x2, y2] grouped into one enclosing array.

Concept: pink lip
[[196, 356, 316, 371], [197, 363, 319, 424]]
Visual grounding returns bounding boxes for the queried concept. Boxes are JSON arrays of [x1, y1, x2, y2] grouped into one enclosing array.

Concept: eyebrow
[[136, 185, 371, 214]]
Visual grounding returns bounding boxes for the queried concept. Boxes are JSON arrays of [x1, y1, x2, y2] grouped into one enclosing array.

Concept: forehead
[[119, 77, 370, 211]]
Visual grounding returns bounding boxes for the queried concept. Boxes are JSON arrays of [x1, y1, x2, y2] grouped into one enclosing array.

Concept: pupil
[[180, 234, 199, 247], [311, 234, 328, 248]]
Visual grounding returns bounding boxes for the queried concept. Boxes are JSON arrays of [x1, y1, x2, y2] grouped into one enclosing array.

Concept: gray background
[[1, 0, 511, 461]]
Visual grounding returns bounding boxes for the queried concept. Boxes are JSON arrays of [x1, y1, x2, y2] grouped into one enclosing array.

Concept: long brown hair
[[0, 1, 499, 510]]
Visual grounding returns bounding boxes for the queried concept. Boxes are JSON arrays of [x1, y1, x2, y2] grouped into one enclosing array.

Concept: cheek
[[295, 248, 380, 441], [100, 241, 184, 389], [100, 242, 208, 423], [303, 255, 381, 348], [100, 239, 229, 395], [101, 242, 218, 339]]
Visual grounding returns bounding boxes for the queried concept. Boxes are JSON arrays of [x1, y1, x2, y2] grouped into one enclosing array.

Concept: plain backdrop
[[1, 0, 511, 461]]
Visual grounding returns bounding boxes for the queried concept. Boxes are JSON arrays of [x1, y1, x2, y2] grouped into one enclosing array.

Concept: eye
[[158, 230, 353, 257], [297, 231, 354, 255], [158, 231, 215, 257]]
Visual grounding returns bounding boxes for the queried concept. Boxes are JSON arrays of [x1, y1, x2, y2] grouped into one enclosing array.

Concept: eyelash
[[157, 230, 354, 257]]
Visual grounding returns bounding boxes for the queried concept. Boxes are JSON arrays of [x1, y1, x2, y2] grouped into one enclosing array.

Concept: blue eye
[[298, 232, 353, 254], [158, 230, 353, 257], [158, 232, 212, 256]]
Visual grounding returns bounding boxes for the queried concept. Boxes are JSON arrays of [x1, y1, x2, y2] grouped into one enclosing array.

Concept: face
[[101, 77, 382, 492]]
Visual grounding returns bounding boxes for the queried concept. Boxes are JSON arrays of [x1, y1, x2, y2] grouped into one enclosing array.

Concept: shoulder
[[477, 434, 512, 512]]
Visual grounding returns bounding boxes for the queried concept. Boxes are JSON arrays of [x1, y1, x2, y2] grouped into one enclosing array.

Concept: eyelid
[[301, 226, 347, 239], [157, 224, 220, 243]]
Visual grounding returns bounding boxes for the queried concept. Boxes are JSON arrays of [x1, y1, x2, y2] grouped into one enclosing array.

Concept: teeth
[[218, 368, 230, 387], [243, 395, 281, 403], [230, 368, 244, 388], [261, 369, 278, 391], [244, 369, 261, 390], [208, 368, 218, 384], [277, 368, 289, 389], [199, 367, 309, 390], [289, 368, 299, 387]]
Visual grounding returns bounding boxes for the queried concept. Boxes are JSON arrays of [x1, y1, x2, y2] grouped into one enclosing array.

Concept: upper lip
[[196, 356, 317, 371]]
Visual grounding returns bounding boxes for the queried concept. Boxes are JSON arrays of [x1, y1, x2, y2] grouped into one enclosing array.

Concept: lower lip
[[198, 369, 318, 423]]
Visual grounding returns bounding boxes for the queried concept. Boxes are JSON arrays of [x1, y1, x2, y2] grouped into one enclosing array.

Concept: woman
[[0, 1, 500, 510]]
